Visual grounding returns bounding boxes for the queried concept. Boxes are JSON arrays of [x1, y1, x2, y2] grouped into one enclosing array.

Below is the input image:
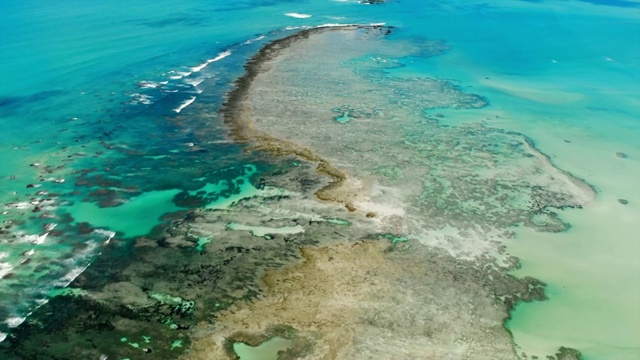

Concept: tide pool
[[233, 337, 293, 360]]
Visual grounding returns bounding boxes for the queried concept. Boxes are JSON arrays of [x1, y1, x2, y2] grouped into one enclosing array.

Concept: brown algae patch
[[187, 240, 545, 359], [221, 25, 404, 211]]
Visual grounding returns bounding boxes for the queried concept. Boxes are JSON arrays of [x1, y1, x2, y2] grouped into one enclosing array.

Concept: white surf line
[[173, 96, 196, 113], [317, 22, 386, 28], [243, 35, 266, 45], [5, 317, 26, 329], [190, 50, 233, 72], [285, 12, 312, 18], [167, 70, 192, 80], [0, 261, 12, 279], [183, 77, 205, 87]]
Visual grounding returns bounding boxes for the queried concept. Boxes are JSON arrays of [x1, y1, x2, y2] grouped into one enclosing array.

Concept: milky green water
[[66, 190, 182, 238], [504, 122, 640, 359], [233, 337, 293, 360]]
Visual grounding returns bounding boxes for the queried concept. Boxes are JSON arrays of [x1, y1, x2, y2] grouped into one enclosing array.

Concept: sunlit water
[[0, 0, 638, 358]]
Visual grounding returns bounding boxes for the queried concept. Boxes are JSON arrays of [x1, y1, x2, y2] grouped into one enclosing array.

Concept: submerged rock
[[555, 346, 583, 360]]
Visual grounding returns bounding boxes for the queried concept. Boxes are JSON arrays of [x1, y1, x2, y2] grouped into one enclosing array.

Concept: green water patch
[[170, 339, 183, 350], [195, 236, 212, 251], [325, 218, 350, 226], [149, 292, 195, 315], [334, 111, 352, 124], [233, 337, 293, 360], [227, 223, 305, 238], [66, 189, 182, 238], [379, 233, 409, 244], [48, 287, 89, 298], [189, 164, 260, 210], [331, 104, 383, 123]]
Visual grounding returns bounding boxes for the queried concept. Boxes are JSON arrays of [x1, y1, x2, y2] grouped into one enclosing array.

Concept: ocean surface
[[0, 0, 638, 359]]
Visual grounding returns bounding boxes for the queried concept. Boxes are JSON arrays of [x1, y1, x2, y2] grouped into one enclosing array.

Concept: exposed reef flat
[[189, 240, 541, 359], [197, 26, 593, 359], [221, 25, 595, 260]]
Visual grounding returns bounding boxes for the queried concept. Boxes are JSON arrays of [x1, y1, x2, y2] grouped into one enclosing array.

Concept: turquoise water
[[1, 0, 638, 358]]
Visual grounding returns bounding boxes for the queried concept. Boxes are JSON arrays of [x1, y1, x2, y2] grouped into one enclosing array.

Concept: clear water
[[0, 0, 638, 358]]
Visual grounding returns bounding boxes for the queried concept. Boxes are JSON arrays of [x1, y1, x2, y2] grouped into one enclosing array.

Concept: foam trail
[[173, 96, 196, 113], [128, 93, 153, 105], [190, 50, 232, 72], [167, 70, 192, 80], [285, 26, 311, 31], [93, 229, 116, 244], [184, 77, 205, 87], [0, 262, 11, 279], [5, 317, 26, 328], [317, 22, 386, 28], [209, 49, 232, 62], [137, 81, 167, 89], [285, 13, 312, 18], [243, 35, 266, 45]]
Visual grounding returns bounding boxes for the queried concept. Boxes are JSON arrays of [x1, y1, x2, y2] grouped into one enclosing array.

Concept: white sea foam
[[5, 202, 31, 210], [93, 229, 115, 244], [6, 317, 26, 328], [137, 81, 166, 89], [55, 264, 90, 288], [32, 232, 49, 245], [0, 262, 12, 279], [21, 232, 49, 245], [167, 70, 192, 80], [35, 298, 48, 306], [243, 35, 266, 45], [93, 229, 115, 239], [44, 223, 57, 232], [128, 93, 153, 105], [190, 50, 232, 72], [209, 49, 232, 62], [317, 22, 385, 28], [285, 13, 312, 18], [190, 62, 209, 73], [0, 332, 6, 343], [285, 26, 309, 31], [173, 96, 196, 113], [183, 77, 205, 87]]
